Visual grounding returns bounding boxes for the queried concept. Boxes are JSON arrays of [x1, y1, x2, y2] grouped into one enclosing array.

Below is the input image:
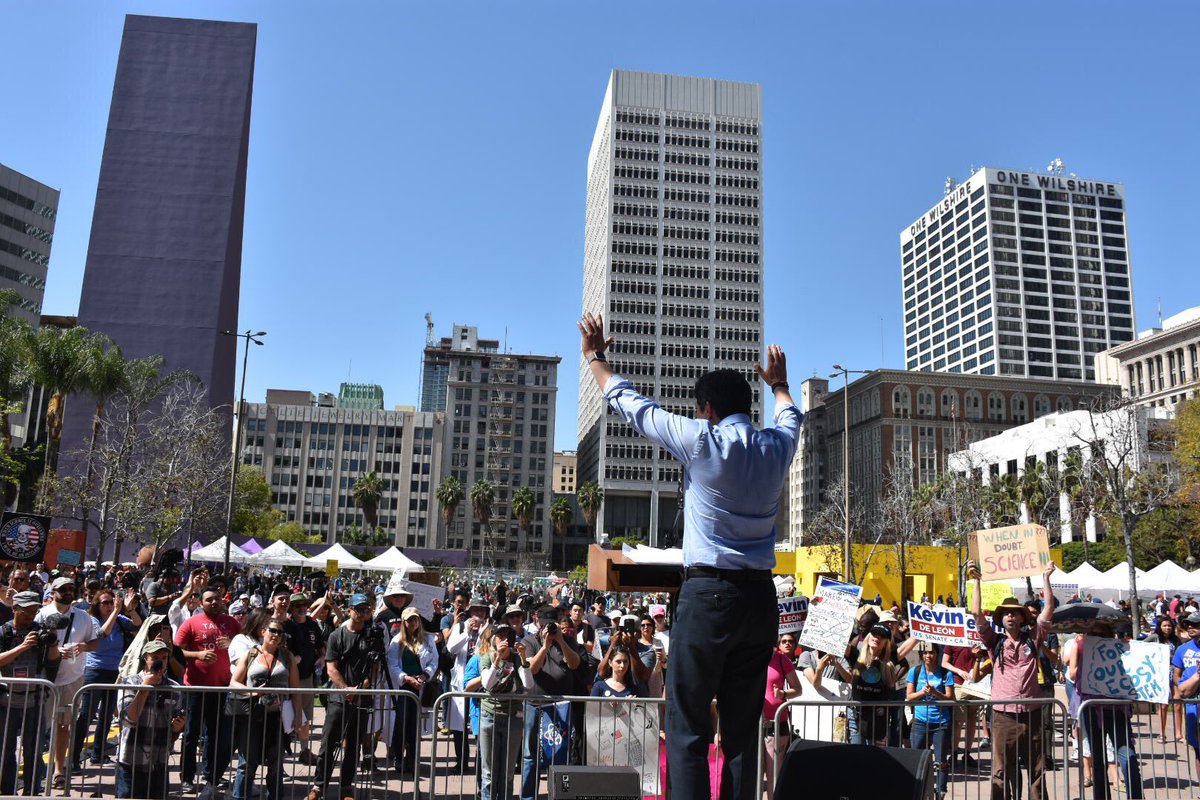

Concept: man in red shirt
[[174, 586, 241, 796]]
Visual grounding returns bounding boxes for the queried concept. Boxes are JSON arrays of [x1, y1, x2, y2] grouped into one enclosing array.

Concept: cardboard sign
[[778, 596, 809, 635], [326, 559, 339, 578], [798, 578, 862, 655], [793, 670, 850, 742], [401, 579, 445, 621], [907, 602, 984, 647], [0, 512, 50, 564], [584, 701, 661, 795], [46, 529, 85, 569], [969, 524, 1050, 581], [1078, 636, 1170, 704]]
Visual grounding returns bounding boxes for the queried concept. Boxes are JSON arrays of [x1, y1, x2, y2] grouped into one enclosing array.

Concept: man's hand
[[142, 668, 163, 687], [1044, 563, 1057, 580], [754, 344, 788, 387], [577, 312, 615, 357], [170, 713, 186, 734], [20, 632, 39, 651], [197, 649, 216, 664], [966, 560, 981, 581]]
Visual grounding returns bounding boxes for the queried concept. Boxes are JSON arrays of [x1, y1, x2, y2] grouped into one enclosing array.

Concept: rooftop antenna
[[505, 326, 509, 353], [880, 318, 885, 367], [1158, 298, 1163, 327], [943, 176, 955, 195], [347, 358, 352, 381], [1047, 158, 1065, 175]]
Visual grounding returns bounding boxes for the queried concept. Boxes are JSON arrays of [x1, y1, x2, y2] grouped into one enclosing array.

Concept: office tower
[[578, 69, 764, 545], [552, 450, 578, 495], [237, 389, 442, 546], [0, 163, 59, 323], [431, 324, 560, 570], [421, 324, 495, 413], [70, 14, 256, 431], [900, 167, 1135, 381]]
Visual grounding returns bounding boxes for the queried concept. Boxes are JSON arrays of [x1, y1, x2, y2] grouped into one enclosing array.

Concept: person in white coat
[[445, 595, 490, 773], [386, 607, 438, 778]]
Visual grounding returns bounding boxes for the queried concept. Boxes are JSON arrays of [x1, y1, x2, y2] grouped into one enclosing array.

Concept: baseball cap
[[12, 591, 41, 608], [289, 592, 310, 605], [141, 640, 169, 657], [349, 593, 371, 609], [1185, 612, 1200, 626], [504, 604, 526, 619], [51, 577, 74, 591], [649, 604, 667, 618]]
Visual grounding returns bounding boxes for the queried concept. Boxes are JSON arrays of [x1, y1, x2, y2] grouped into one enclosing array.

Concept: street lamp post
[[830, 364, 871, 582], [221, 329, 266, 574]]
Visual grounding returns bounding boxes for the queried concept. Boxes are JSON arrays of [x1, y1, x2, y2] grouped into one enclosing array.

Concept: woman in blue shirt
[[72, 588, 141, 769], [905, 642, 955, 800]]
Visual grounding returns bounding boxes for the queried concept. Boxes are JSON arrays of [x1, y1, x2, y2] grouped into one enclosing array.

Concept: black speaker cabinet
[[775, 738, 934, 800], [548, 765, 643, 799]]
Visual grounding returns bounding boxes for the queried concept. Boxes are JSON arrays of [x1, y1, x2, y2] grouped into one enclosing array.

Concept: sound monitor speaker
[[775, 738, 934, 800], [548, 765, 642, 799]]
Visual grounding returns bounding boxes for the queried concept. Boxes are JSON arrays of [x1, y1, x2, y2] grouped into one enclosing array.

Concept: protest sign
[[401, 579, 445, 621], [793, 670, 849, 742], [0, 512, 50, 564], [980, 581, 1013, 610], [326, 559, 339, 578], [585, 701, 661, 795], [969, 524, 1050, 581], [778, 596, 809, 636], [906, 602, 984, 647], [46, 528, 85, 569], [798, 577, 862, 654], [1078, 636, 1170, 704]]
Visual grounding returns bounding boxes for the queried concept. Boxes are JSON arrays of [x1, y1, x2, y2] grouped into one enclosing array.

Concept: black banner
[[0, 512, 51, 564]]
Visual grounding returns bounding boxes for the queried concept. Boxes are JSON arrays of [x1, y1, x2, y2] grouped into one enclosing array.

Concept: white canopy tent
[[1141, 560, 1197, 595], [1063, 562, 1105, 592], [362, 547, 425, 574], [1088, 562, 1150, 600], [250, 540, 308, 568], [189, 537, 251, 564], [304, 543, 364, 569]]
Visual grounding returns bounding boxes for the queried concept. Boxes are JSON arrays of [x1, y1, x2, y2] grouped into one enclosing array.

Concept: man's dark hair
[[694, 369, 752, 419]]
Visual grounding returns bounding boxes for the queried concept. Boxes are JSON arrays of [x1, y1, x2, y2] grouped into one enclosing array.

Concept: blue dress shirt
[[602, 374, 803, 570]]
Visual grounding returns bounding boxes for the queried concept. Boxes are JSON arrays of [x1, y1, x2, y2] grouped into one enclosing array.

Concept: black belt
[[684, 566, 773, 583]]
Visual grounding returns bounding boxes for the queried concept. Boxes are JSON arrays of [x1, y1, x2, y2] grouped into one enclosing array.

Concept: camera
[[120, 571, 140, 590], [365, 623, 387, 664], [544, 622, 559, 637], [621, 619, 638, 634], [36, 613, 70, 647]]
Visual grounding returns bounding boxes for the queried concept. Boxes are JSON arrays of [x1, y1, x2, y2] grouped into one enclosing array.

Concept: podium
[[587, 544, 682, 593]]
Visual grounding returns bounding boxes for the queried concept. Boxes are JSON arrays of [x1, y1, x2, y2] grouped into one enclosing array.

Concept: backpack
[[990, 631, 1036, 674]]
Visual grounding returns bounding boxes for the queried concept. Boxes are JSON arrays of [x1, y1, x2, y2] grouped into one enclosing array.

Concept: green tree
[[1177, 397, 1200, 507], [436, 475, 464, 536], [352, 471, 384, 531], [550, 496, 573, 571], [231, 464, 278, 537], [511, 486, 536, 554], [21, 324, 94, 502], [577, 480, 603, 535], [266, 520, 320, 545], [984, 473, 1021, 527], [79, 337, 127, 532], [470, 479, 495, 568], [0, 290, 33, 505]]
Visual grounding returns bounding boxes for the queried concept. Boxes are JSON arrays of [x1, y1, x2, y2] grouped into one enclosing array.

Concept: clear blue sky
[[5, 1, 1198, 451]]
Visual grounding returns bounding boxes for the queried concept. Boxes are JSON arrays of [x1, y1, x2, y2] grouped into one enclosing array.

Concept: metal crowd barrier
[[0, 677, 60, 797], [1074, 697, 1199, 800], [763, 696, 1073, 800], [429, 690, 667, 800]]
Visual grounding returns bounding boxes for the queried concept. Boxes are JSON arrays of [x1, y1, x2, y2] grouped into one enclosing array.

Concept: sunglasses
[[266, 628, 285, 636], [779, 639, 796, 645]]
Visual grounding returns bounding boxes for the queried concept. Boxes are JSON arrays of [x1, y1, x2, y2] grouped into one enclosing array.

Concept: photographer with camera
[[306, 593, 376, 800], [0, 590, 60, 795], [37, 576, 98, 790], [115, 640, 184, 799], [519, 606, 581, 800]]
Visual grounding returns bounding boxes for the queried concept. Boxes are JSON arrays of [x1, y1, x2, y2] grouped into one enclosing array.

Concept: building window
[[892, 386, 911, 418], [1034, 395, 1051, 417], [917, 387, 934, 418], [988, 392, 1005, 422], [1011, 394, 1028, 423], [940, 389, 957, 420], [964, 390, 983, 422]]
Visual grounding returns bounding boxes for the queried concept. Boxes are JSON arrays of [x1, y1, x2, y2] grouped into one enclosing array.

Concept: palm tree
[[22, 325, 95, 501], [351, 471, 384, 532], [577, 480, 604, 536], [511, 486, 536, 556], [470, 479, 495, 569], [550, 496, 573, 571], [80, 336, 126, 531], [984, 473, 1021, 527], [436, 475, 464, 534]]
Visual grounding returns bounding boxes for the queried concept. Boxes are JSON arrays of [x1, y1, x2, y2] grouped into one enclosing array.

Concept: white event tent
[[1063, 562, 1105, 592], [1141, 560, 1200, 595], [250, 540, 308, 568], [362, 547, 424, 574], [189, 537, 251, 564], [304, 543, 364, 569], [1088, 562, 1150, 600]]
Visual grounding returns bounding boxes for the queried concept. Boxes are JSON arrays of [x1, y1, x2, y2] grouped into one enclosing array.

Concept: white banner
[[778, 596, 809, 636], [906, 602, 985, 648], [1078, 636, 1171, 704], [798, 578, 862, 655], [401, 580, 445, 621], [585, 701, 661, 795]]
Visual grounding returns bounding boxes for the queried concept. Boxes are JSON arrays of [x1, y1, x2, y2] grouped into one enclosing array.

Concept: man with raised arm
[[577, 312, 801, 800]]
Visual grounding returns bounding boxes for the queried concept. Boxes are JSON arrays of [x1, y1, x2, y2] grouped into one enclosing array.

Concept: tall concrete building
[[68, 15, 255, 442], [901, 167, 1135, 382], [237, 388, 443, 547], [430, 325, 560, 571], [579, 69, 764, 545], [421, 325, 499, 413], [1095, 306, 1200, 409], [0, 163, 59, 323], [552, 450, 578, 495]]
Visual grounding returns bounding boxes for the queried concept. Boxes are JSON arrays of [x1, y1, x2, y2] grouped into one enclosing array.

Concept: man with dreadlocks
[[969, 559, 1057, 800]]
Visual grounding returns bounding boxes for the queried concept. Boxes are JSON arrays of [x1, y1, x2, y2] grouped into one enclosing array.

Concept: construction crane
[[424, 312, 435, 346]]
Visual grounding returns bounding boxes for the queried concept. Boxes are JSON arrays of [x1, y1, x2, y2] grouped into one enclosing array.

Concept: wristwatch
[[587, 351, 607, 365]]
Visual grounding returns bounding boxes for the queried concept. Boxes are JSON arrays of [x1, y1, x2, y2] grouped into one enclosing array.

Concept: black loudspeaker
[[775, 739, 934, 800], [548, 765, 642, 799]]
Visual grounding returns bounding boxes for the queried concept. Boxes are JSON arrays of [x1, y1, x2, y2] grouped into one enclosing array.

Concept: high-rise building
[[430, 325, 560, 571], [68, 15, 256, 437], [421, 325, 499, 412], [900, 167, 1135, 382], [338, 383, 385, 410], [552, 451, 577, 495], [237, 388, 443, 546], [0, 163, 58, 323], [578, 69, 764, 545]]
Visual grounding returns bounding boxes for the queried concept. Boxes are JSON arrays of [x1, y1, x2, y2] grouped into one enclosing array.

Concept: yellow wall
[[788, 545, 1063, 606]]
